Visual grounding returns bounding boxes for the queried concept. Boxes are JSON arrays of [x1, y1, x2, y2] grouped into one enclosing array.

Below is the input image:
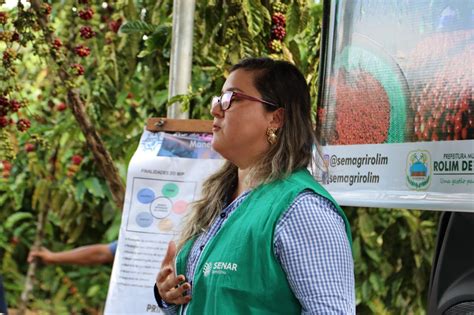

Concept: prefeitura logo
[[406, 150, 431, 190], [140, 132, 163, 151]]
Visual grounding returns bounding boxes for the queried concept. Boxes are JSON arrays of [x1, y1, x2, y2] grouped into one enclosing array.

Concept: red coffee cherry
[[56, 102, 67, 111], [79, 26, 95, 39], [78, 7, 94, 20], [10, 99, 21, 112], [271, 25, 286, 40], [0, 116, 8, 128], [25, 143, 35, 153], [74, 45, 91, 57], [71, 155, 83, 165], [271, 13, 286, 27], [71, 63, 85, 76], [52, 38, 63, 50], [17, 118, 31, 132], [0, 12, 8, 24]]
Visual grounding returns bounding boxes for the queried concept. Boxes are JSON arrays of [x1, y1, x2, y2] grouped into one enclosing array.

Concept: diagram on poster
[[126, 177, 196, 235]]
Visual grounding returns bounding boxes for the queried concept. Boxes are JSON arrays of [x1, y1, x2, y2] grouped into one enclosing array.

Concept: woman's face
[[211, 69, 276, 168]]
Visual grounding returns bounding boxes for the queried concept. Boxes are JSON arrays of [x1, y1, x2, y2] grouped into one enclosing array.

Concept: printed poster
[[317, 0, 473, 211], [104, 130, 224, 314]]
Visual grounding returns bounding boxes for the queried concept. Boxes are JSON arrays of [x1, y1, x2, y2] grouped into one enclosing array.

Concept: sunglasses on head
[[211, 91, 279, 111]]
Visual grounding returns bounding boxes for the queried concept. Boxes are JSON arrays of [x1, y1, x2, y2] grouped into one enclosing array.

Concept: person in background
[[0, 275, 7, 315], [155, 57, 355, 314], [28, 241, 117, 265]]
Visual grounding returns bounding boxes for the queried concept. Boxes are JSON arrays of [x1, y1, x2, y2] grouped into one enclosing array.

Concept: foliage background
[[0, 0, 439, 314]]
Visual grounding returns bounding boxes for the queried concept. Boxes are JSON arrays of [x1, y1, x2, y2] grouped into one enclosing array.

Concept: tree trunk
[[17, 205, 48, 315]]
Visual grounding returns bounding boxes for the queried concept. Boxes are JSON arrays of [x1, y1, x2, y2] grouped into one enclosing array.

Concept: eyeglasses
[[211, 91, 278, 112]]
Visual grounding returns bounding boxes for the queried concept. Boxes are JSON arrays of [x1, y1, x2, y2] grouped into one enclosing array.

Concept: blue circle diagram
[[137, 188, 155, 204], [136, 212, 154, 228]]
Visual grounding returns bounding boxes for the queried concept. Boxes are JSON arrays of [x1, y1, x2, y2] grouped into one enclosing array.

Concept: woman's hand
[[156, 241, 192, 305]]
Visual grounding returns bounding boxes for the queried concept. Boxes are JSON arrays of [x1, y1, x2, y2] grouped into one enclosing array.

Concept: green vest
[[176, 169, 352, 315]]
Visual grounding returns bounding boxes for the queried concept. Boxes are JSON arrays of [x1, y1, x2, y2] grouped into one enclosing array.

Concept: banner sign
[[316, 0, 473, 211], [104, 130, 224, 314]]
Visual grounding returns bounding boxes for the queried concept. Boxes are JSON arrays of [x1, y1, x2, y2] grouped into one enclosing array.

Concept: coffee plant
[[0, 0, 439, 313]]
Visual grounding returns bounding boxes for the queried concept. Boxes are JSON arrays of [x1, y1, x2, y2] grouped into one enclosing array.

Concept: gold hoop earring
[[266, 127, 278, 145]]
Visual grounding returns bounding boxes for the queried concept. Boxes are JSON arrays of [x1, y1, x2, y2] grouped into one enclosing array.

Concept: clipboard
[[146, 118, 213, 133]]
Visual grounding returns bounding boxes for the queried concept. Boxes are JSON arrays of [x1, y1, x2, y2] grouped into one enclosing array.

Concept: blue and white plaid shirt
[[162, 190, 355, 314]]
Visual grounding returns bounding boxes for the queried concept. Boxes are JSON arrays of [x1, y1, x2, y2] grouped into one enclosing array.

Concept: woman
[[155, 58, 354, 314]]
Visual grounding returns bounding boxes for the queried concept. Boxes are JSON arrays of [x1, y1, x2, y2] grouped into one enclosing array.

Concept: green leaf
[[0, 186, 11, 205], [4, 212, 33, 230], [358, 211, 376, 246], [241, 0, 269, 38], [83, 177, 105, 199], [137, 24, 172, 57], [361, 280, 371, 301], [75, 181, 86, 203], [168, 93, 185, 104], [68, 218, 86, 243], [288, 39, 302, 68], [402, 210, 419, 232], [286, 2, 301, 38], [104, 211, 122, 241], [367, 298, 388, 314], [352, 236, 361, 261], [102, 202, 116, 224], [167, 93, 191, 112], [390, 278, 403, 298], [137, 50, 151, 58], [124, 0, 139, 20], [87, 284, 101, 297], [52, 283, 70, 306], [369, 273, 383, 292], [365, 247, 381, 263], [32, 179, 49, 210], [13, 221, 35, 239], [154, 89, 169, 109], [119, 21, 157, 34], [51, 190, 67, 214], [60, 198, 76, 220]]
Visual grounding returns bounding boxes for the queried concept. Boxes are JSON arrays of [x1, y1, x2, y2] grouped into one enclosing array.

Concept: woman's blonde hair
[[177, 58, 316, 249]]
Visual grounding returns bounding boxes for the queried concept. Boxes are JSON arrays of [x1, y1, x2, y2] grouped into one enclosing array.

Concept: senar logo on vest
[[202, 261, 238, 277]]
